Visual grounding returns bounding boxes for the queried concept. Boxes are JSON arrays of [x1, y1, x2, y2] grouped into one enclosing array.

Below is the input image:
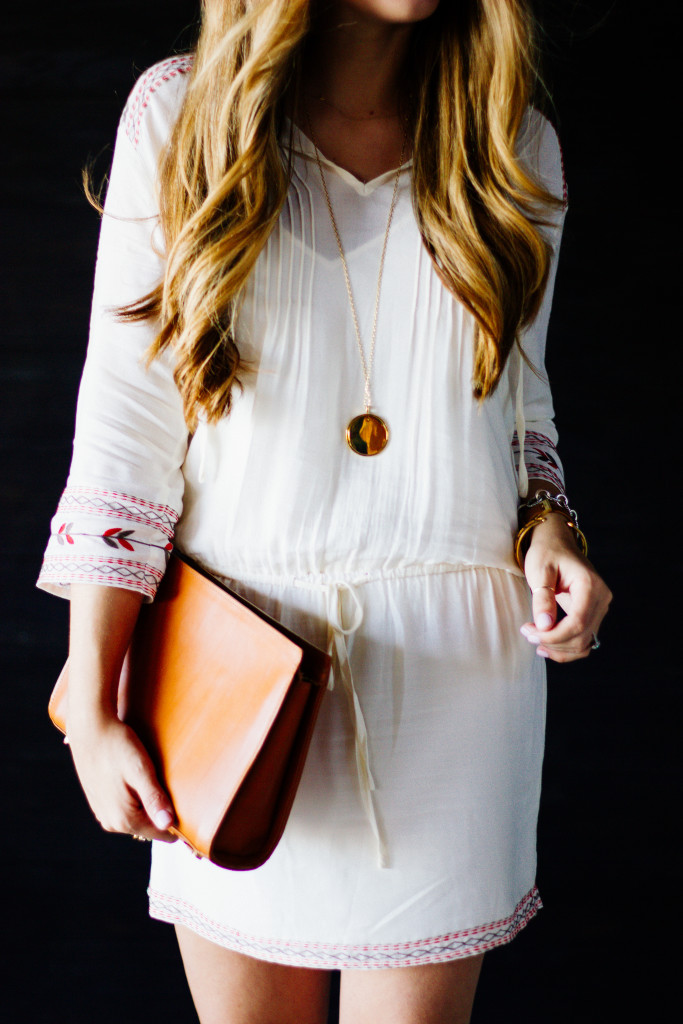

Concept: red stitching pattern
[[63, 484, 177, 517], [41, 554, 163, 573], [557, 134, 568, 207], [148, 886, 542, 968], [123, 55, 194, 147], [524, 461, 563, 491], [40, 573, 157, 599], [57, 485, 177, 537], [39, 556, 163, 600], [512, 430, 564, 490]]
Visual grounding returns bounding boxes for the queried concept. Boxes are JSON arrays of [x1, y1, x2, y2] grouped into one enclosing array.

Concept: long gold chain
[[306, 115, 407, 413]]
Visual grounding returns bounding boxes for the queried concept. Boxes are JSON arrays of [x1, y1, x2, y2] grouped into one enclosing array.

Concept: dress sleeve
[[511, 109, 567, 494], [37, 61, 192, 602]]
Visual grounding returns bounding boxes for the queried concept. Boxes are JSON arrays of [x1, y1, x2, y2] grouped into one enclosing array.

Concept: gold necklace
[[306, 116, 407, 456]]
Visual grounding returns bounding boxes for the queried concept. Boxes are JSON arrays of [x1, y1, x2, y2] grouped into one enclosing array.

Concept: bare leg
[[175, 925, 332, 1024], [339, 954, 484, 1024]]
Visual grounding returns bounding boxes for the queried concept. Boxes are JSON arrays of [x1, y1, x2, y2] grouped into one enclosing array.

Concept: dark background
[[2, 2, 679, 1021]]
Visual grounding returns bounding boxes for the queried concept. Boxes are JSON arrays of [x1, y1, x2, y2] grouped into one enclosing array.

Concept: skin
[[176, 923, 483, 1024], [64, 2, 612, 1021], [519, 481, 612, 662], [298, 0, 440, 181], [67, 583, 175, 841]]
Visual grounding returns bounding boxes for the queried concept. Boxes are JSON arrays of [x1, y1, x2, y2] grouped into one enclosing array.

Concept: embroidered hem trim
[[38, 556, 162, 600], [56, 484, 178, 537], [148, 886, 542, 969]]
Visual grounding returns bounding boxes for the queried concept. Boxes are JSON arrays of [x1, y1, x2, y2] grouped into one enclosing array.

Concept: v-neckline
[[284, 118, 412, 197]]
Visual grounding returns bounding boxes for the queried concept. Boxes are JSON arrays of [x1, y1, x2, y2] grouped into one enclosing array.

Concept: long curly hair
[[120, 0, 562, 429]]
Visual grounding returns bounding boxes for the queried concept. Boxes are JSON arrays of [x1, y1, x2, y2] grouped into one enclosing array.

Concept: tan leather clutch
[[48, 552, 330, 870]]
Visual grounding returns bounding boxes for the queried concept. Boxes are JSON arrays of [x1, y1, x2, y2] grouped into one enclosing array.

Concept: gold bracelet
[[514, 513, 588, 571], [566, 520, 589, 558]]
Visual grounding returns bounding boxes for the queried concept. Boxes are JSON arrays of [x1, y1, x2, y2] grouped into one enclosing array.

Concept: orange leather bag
[[48, 553, 330, 870]]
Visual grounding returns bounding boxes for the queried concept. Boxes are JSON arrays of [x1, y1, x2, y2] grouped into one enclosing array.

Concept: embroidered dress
[[38, 58, 568, 969]]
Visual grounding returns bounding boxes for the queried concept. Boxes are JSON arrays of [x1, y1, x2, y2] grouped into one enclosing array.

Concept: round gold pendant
[[346, 413, 389, 456]]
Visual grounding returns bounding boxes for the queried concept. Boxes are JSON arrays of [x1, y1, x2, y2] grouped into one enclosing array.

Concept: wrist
[[517, 490, 577, 529], [515, 490, 588, 570], [526, 513, 582, 556], [527, 510, 572, 540], [65, 693, 121, 740]]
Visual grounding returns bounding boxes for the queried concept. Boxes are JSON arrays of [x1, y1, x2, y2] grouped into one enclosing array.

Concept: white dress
[[38, 56, 568, 969]]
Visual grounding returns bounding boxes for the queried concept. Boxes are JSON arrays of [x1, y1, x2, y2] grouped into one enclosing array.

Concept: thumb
[[126, 733, 174, 832], [530, 577, 558, 632], [138, 772, 174, 832]]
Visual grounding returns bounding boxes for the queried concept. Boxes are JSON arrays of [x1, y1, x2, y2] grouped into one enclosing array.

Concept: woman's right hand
[[66, 712, 177, 842], [66, 582, 176, 843]]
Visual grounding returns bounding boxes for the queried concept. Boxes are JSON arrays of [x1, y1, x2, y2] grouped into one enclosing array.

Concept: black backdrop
[[2, 2, 680, 1021]]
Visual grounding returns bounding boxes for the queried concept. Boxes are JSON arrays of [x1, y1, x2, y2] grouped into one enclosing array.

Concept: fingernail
[[535, 613, 553, 630], [520, 624, 535, 638], [536, 647, 549, 658], [154, 810, 173, 830]]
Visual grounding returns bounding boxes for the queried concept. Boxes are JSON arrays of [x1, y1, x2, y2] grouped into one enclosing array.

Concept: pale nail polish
[[154, 810, 173, 829], [536, 648, 549, 658], [535, 612, 553, 630]]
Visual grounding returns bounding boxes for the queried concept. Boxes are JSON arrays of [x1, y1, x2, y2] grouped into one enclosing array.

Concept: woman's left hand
[[520, 513, 612, 662]]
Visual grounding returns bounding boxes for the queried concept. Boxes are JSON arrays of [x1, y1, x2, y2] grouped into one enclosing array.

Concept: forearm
[[64, 584, 174, 838], [67, 584, 143, 733]]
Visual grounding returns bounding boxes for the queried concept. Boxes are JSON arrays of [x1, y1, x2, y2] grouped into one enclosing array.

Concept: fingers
[[128, 774, 176, 842], [522, 555, 559, 635], [118, 732, 176, 842], [530, 583, 558, 632], [521, 555, 612, 664], [69, 718, 177, 843], [98, 776, 176, 843], [100, 793, 176, 844]]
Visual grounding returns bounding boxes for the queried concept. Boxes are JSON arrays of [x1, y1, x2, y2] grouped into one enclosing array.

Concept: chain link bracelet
[[515, 490, 587, 570]]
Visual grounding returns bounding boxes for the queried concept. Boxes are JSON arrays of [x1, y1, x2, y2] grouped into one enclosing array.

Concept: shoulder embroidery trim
[[148, 886, 542, 968], [123, 54, 194, 148], [558, 133, 568, 208], [546, 118, 568, 208], [522, 111, 568, 210]]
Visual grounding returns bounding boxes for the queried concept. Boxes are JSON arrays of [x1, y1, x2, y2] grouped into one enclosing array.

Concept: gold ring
[[532, 585, 555, 594]]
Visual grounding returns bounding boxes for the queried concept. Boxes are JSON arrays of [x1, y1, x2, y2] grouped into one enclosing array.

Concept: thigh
[[339, 954, 484, 1024], [175, 925, 331, 1024]]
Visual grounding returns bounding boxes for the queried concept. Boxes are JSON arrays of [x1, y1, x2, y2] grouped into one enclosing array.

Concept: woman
[[38, 1, 611, 1021]]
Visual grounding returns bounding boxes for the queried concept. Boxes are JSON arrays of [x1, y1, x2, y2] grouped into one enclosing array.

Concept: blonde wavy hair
[[122, 0, 562, 429]]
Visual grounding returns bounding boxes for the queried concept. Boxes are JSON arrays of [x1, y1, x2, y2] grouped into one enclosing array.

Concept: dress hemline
[[148, 885, 542, 969]]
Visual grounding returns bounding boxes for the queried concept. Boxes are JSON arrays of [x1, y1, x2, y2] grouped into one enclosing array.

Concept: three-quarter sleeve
[[511, 109, 568, 494], [37, 59, 193, 601]]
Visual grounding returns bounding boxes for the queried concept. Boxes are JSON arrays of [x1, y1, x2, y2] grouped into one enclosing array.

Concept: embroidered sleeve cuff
[[511, 430, 565, 493], [36, 485, 179, 602]]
